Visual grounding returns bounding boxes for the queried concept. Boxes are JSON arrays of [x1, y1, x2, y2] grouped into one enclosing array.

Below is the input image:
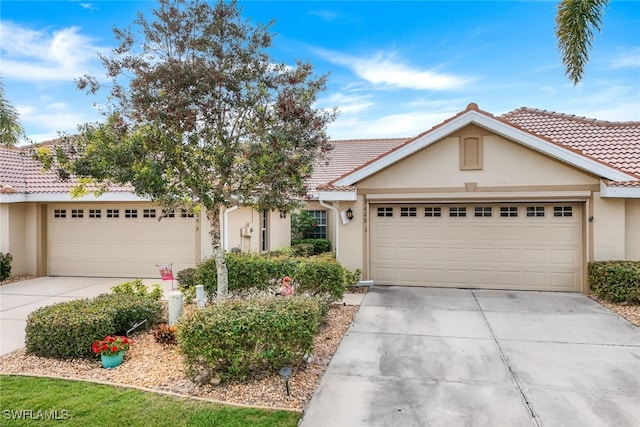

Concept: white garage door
[[370, 203, 582, 291], [48, 203, 198, 278]]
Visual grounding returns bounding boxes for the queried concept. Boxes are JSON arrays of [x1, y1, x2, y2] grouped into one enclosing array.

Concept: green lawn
[[0, 375, 300, 427]]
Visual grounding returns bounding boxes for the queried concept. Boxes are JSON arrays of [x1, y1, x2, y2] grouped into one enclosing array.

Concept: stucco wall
[[592, 194, 626, 260], [334, 197, 365, 274], [626, 199, 640, 260], [5, 203, 30, 275], [359, 130, 599, 191]]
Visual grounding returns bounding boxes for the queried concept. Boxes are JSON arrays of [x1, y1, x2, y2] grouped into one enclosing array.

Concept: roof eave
[[318, 190, 357, 202], [0, 192, 147, 203], [600, 180, 640, 198]]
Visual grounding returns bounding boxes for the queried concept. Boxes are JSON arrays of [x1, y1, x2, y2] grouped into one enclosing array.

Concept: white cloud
[[309, 10, 339, 21], [80, 3, 97, 10], [318, 92, 375, 114], [0, 21, 107, 82], [610, 48, 640, 69], [18, 100, 101, 143], [328, 110, 455, 140], [316, 49, 474, 91]]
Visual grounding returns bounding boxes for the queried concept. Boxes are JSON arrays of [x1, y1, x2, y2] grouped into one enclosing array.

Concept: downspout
[[223, 205, 239, 251], [319, 200, 339, 260]]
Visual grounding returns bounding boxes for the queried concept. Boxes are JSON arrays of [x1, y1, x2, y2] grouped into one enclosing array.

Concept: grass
[[0, 375, 300, 427]]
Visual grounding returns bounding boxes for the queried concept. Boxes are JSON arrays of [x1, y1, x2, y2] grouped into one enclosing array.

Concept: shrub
[[0, 252, 12, 281], [291, 238, 332, 255], [589, 261, 640, 304], [111, 278, 163, 301], [176, 268, 197, 288], [25, 293, 163, 359], [291, 243, 314, 257], [26, 299, 115, 359], [195, 252, 353, 303], [91, 293, 163, 335], [178, 296, 325, 383]]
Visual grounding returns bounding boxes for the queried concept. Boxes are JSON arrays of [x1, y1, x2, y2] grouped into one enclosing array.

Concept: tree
[[555, 0, 609, 85], [0, 78, 25, 147], [35, 0, 336, 298]]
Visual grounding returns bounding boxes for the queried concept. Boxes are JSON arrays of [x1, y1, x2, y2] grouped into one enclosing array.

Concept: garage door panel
[[370, 203, 582, 292], [49, 203, 197, 278]]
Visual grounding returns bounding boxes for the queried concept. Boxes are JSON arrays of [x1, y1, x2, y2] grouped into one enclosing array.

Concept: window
[[425, 207, 442, 217], [526, 206, 545, 217], [163, 209, 175, 218], [71, 209, 84, 218], [460, 135, 483, 170], [377, 207, 393, 217], [450, 207, 467, 217], [107, 209, 119, 218], [181, 209, 195, 218], [474, 207, 492, 217], [554, 206, 573, 217], [89, 209, 101, 218], [125, 209, 138, 218], [400, 207, 417, 217], [54, 209, 66, 218], [143, 209, 156, 218], [305, 210, 327, 239], [500, 207, 518, 217], [261, 209, 268, 252]]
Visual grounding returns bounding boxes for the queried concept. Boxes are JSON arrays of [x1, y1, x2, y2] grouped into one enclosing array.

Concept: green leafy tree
[[34, 0, 336, 298], [0, 78, 25, 147], [555, 0, 609, 85]]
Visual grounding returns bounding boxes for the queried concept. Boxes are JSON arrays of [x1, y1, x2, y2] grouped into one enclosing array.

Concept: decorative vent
[[460, 135, 483, 170]]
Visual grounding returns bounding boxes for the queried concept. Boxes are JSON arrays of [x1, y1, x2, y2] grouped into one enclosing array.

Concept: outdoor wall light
[[346, 207, 353, 221]]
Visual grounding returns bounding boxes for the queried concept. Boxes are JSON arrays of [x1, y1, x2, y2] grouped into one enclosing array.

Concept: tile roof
[[500, 107, 640, 179], [0, 145, 133, 194], [2, 105, 638, 197], [308, 138, 407, 192]]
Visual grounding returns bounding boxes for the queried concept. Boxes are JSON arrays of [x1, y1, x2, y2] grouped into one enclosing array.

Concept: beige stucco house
[[2, 104, 639, 293]]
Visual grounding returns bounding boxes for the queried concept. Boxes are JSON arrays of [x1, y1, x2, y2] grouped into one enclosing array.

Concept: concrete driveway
[[301, 286, 640, 427], [0, 277, 175, 356]]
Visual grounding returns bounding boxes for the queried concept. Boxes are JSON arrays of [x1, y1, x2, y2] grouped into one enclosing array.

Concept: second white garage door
[[370, 203, 582, 291], [48, 203, 198, 278]]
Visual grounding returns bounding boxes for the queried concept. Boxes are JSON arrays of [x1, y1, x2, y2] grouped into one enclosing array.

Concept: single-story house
[[1, 103, 639, 293]]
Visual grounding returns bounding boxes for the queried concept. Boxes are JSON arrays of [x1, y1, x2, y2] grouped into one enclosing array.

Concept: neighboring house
[[1, 103, 639, 294]]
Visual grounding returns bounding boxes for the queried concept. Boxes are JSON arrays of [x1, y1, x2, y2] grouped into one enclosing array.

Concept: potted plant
[[92, 336, 132, 369]]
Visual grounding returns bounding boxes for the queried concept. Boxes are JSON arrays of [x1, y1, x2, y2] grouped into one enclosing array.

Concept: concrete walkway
[[0, 277, 175, 356], [301, 286, 640, 427]]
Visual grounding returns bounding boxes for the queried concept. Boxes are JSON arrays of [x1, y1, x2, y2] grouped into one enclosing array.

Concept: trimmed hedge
[[25, 294, 163, 359], [0, 252, 12, 281], [291, 238, 332, 255], [195, 252, 355, 302], [589, 261, 640, 304], [177, 295, 325, 383]]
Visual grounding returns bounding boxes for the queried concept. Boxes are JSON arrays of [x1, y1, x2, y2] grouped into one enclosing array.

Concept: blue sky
[[2, 0, 639, 143]]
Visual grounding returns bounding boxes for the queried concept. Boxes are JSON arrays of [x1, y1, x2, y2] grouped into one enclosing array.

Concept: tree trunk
[[206, 206, 228, 301]]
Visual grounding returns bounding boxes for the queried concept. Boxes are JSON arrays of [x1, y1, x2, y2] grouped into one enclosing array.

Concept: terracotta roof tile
[[0, 145, 133, 194], [307, 138, 407, 192], [501, 107, 640, 178]]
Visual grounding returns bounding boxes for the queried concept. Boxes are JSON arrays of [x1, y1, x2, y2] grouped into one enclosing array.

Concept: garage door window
[[554, 206, 573, 217], [500, 207, 518, 217], [474, 207, 492, 217], [450, 207, 466, 217], [377, 207, 393, 217], [400, 207, 417, 217], [71, 209, 84, 218], [125, 209, 138, 218], [526, 206, 545, 217], [425, 207, 441, 217], [54, 209, 66, 218], [107, 209, 119, 218], [143, 209, 157, 218], [89, 209, 101, 218]]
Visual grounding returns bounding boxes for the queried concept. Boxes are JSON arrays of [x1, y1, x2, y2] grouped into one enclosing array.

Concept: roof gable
[[331, 104, 637, 188]]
